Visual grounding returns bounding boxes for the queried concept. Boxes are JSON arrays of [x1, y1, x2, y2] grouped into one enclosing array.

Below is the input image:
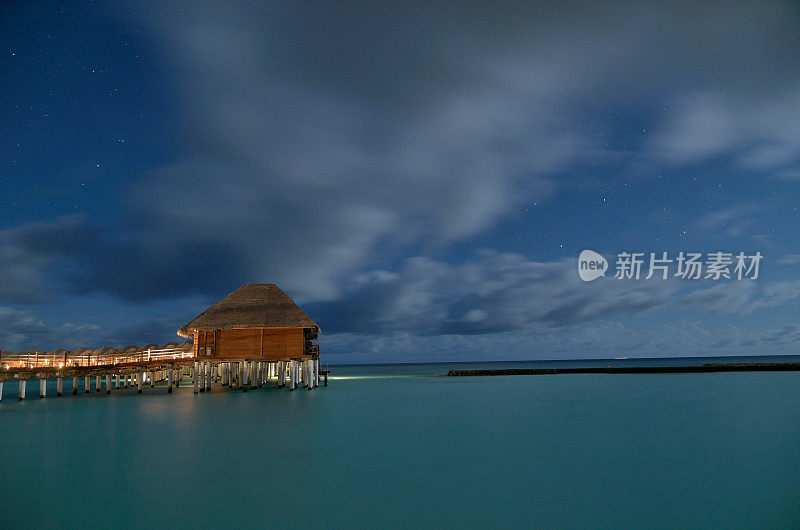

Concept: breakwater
[[447, 362, 800, 376]]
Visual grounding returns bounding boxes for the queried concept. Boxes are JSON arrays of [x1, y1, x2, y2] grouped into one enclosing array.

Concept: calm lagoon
[[1, 358, 799, 528]]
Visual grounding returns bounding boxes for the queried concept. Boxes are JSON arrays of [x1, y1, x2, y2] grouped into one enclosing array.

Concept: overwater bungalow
[[0, 283, 323, 402], [177, 283, 320, 361]]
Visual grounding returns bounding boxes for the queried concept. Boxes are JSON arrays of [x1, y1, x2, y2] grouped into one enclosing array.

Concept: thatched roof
[[177, 284, 319, 338]]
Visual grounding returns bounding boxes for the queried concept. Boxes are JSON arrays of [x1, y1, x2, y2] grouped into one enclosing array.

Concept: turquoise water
[[1, 358, 799, 528]]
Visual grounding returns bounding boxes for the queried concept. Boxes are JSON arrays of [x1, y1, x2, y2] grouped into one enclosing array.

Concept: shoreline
[[446, 362, 800, 376]]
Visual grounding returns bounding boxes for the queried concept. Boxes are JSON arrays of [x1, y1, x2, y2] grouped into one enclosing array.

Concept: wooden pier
[[0, 345, 327, 402], [1, 283, 327, 403]]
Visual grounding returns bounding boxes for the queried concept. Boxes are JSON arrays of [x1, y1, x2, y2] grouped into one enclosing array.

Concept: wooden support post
[[314, 359, 319, 388], [0, 381, 3, 403], [221, 363, 228, 386], [193, 361, 199, 394], [150, 371, 155, 388], [85, 376, 91, 393], [57, 377, 63, 397], [19, 379, 26, 401], [289, 360, 296, 391], [206, 363, 212, 392], [106, 374, 111, 394], [175, 368, 181, 387], [137, 373, 143, 394], [250, 362, 257, 390], [39, 378, 46, 398], [240, 362, 247, 392], [199, 362, 206, 393], [167, 368, 173, 393], [116, 374, 121, 389], [96, 375, 101, 393], [72, 376, 78, 395], [278, 361, 285, 388]]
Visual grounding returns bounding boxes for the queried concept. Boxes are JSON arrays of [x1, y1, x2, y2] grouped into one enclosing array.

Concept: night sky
[[2, 1, 799, 362]]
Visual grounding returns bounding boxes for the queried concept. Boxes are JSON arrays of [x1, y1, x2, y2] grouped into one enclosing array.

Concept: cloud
[[307, 252, 678, 335], [651, 90, 800, 176], [100, 0, 800, 304], [745, 280, 800, 312], [0, 306, 101, 352], [0, 215, 97, 303], [695, 205, 758, 238], [746, 323, 800, 346], [321, 317, 800, 363], [5, 1, 800, 361]]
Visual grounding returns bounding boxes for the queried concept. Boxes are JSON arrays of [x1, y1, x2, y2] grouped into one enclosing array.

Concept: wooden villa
[[0, 283, 324, 403], [177, 283, 322, 391]]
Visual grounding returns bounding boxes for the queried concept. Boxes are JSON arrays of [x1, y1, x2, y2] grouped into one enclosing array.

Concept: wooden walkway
[[0, 346, 328, 402]]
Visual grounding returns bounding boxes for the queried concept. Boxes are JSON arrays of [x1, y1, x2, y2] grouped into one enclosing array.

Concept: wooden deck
[[0, 346, 327, 401]]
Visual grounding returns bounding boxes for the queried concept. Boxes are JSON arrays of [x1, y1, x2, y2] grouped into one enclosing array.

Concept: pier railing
[[1, 347, 194, 370]]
